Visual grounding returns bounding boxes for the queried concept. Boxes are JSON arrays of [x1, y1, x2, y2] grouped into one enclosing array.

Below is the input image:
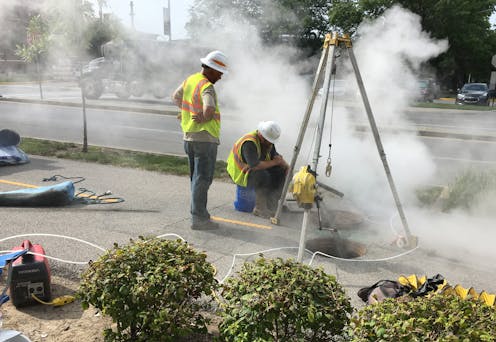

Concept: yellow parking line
[[0, 179, 37, 188], [211, 216, 272, 230]]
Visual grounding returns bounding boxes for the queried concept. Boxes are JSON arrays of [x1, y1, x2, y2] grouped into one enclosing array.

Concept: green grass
[[0, 73, 38, 83], [416, 169, 496, 211], [19, 138, 230, 179], [413, 102, 495, 111]]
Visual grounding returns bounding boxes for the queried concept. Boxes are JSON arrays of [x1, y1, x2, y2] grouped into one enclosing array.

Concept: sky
[[89, 0, 194, 39]]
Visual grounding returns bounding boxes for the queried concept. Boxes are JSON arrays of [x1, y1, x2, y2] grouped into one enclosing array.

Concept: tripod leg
[[272, 35, 332, 225]]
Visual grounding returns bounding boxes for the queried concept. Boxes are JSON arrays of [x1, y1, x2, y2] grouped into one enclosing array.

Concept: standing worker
[[227, 121, 289, 218], [172, 50, 228, 230]]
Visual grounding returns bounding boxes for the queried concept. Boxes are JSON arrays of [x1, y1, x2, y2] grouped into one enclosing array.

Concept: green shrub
[[77, 237, 218, 341], [219, 257, 352, 341], [348, 294, 496, 341], [443, 169, 496, 211]]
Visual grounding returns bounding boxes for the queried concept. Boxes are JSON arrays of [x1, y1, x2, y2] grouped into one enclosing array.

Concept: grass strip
[[413, 102, 495, 111], [19, 138, 230, 179]]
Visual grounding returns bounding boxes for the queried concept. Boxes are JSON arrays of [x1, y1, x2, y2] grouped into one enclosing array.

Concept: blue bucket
[[234, 185, 256, 212]]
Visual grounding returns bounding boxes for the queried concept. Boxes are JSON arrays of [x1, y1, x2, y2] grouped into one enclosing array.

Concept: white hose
[[0, 228, 420, 283]]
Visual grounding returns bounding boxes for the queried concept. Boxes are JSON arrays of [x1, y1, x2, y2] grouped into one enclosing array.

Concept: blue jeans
[[184, 141, 218, 224]]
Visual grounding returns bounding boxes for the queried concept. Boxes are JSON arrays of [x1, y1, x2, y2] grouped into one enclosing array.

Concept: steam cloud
[[188, 4, 496, 266]]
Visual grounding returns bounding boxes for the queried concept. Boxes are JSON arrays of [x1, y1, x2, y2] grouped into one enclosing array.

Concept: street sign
[[492, 54, 496, 68]]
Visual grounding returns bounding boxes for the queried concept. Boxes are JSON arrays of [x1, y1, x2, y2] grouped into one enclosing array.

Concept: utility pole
[[130, 1, 135, 30], [163, 0, 171, 40], [97, 0, 104, 23], [77, 0, 88, 152]]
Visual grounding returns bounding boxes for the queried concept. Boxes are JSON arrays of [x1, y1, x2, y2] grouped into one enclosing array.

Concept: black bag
[[358, 280, 410, 304], [410, 274, 445, 298]]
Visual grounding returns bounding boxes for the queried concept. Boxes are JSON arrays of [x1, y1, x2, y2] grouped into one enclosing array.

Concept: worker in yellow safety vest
[[172, 50, 228, 230], [227, 121, 289, 218]]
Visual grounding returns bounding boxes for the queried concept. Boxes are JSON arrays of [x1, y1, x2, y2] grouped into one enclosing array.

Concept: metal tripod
[[271, 33, 415, 259]]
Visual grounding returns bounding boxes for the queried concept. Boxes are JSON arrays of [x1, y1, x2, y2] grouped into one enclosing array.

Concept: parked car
[[455, 83, 489, 105], [416, 79, 439, 102]]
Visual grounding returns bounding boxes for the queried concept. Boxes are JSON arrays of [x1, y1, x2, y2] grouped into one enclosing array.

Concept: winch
[[9, 240, 51, 307]]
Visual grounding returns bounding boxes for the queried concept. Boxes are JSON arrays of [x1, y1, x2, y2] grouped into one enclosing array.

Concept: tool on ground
[[9, 240, 51, 307], [271, 32, 416, 250]]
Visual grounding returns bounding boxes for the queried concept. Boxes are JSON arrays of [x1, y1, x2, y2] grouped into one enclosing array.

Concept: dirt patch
[[1, 275, 111, 342], [1, 275, 221, 341]]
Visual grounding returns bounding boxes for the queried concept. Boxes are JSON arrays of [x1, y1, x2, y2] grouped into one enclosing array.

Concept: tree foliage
[[329, 0, 496, 88], [15, 14, 51, 64], [186, 0, 495, 89], [187, 0, 332, 52]]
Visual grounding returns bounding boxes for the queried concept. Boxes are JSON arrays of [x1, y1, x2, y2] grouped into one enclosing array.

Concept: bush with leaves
[[219, 257, 352, 341], [78, 238, 218, 341], [443, 169, 496, 212], [348, 293, 496, 341]]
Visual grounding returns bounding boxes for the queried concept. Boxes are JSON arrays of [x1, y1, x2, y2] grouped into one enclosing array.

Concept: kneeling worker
[[227, 121, 289, 218]]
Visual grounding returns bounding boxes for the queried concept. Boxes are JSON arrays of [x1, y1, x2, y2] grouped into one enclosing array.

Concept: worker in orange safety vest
[[172, 50, 228, 230], [227, 121, 289, 218]]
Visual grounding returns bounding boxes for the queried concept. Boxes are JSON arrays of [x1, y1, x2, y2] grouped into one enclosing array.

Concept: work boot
[[253, 190, 273, 219], [191, 220, 219, 230]]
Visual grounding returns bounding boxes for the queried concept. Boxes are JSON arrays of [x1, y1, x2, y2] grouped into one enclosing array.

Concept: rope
[[42, 175, 85, 184], [42, 175, 125, 204], [325, 74, 337, 177]]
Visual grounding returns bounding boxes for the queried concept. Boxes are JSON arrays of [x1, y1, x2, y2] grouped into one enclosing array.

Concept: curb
[[0, 97, 178, 116], [355, 124, 496, 142], [3, 97, 496, 142]]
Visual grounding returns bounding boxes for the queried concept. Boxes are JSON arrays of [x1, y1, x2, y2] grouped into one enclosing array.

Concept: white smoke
[[187, 5, 451, 218], [188, 14, 311, 156], [318, 5, 448, 216]]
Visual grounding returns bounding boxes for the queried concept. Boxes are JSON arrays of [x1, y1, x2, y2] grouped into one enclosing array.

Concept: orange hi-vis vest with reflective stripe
[[226, 130, 271, 186], [180, 72, 221, 138]]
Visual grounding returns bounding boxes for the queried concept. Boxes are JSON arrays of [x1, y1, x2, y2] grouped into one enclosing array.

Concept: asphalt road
[[1, 93, 496, 184]]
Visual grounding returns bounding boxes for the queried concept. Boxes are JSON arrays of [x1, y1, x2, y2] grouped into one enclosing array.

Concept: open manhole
[[306, 235, 367, 259]]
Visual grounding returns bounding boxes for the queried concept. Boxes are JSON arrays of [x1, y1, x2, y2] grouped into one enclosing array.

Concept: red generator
[[9, 240, 51, 307]]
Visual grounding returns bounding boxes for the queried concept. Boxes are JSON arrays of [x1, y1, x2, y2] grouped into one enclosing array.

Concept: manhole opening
[[306, 235, 367, 259]]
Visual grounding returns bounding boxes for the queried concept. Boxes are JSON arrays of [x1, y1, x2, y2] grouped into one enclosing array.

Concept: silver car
[[455, 83, 489, 105]]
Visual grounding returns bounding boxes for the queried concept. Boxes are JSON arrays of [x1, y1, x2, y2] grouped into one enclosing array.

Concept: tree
[[16, 14, 51, 100], [329, 0, 496, 89], [186, 0, 332, 53], [43, 0, 124, 152]]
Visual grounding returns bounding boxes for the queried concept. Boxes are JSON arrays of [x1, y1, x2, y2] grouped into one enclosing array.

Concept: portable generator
[[8, 240, 51, 307]]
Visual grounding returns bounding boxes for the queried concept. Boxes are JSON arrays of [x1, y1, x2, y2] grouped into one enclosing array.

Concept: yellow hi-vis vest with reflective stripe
[[180, 72, 221, 138], [227, 130, 271, 186]]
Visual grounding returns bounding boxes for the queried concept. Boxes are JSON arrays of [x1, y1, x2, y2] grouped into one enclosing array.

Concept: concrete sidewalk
[[1, 156, 494, 308]]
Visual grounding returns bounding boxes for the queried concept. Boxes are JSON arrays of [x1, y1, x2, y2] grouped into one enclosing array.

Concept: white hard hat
[[200, 50, 228, 74], [257, 121, 281, 144]]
